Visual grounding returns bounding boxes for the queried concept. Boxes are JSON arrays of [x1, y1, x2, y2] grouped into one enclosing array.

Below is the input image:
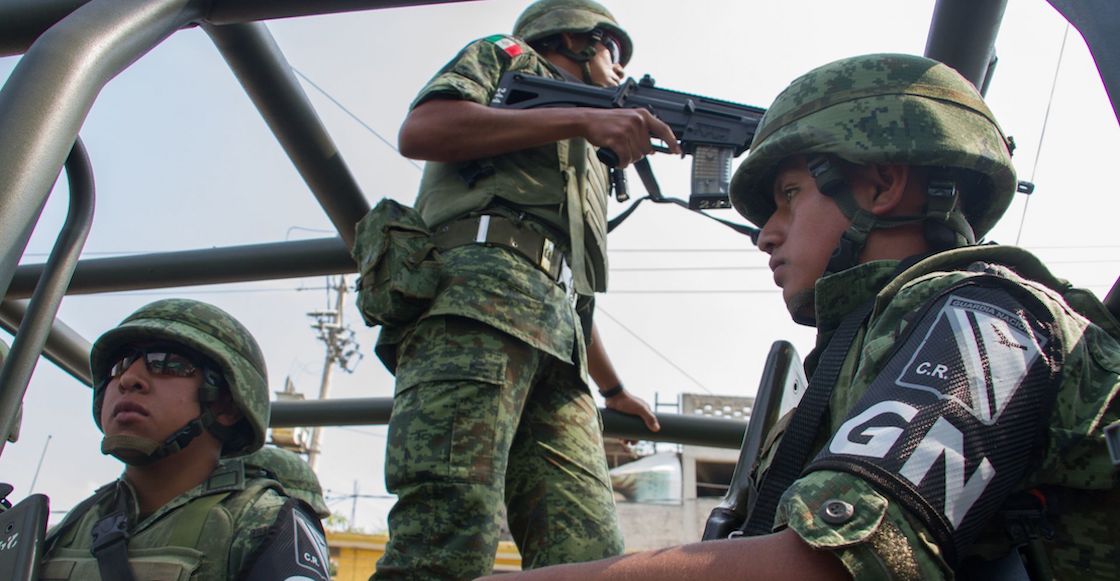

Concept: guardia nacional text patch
[[895, 294, 1046, 425], [806, 278, 1061, 565]]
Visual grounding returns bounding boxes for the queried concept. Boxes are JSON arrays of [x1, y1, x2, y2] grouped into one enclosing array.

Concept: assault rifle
[[490, 72, 765, 210]]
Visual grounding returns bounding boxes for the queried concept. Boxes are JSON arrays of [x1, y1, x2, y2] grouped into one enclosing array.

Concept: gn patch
[[806, 277, 1062, 566]]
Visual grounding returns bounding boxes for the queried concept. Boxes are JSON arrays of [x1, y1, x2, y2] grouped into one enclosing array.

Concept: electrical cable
[[290, 67, 422, 171], [1015, 23, 1069, 245], [595, 306, 713, 394]]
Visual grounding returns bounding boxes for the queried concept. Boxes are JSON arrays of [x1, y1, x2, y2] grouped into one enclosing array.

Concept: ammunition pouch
[[351, 198, 442, 328]]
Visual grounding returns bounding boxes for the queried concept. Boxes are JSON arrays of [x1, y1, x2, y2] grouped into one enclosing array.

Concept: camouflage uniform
[[40, 299, 332, 581], [39, 463, 303, 580], [374, 3, 627, 579], [730, 54, 1120, 579], [759, 252, 1120, 579]]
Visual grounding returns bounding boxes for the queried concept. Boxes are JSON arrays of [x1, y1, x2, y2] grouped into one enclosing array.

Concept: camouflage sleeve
[[776, 275, 1071, 579], [411, 35, 532, 109], [227, 488, 286, 578], [776, 470, 951, 579]]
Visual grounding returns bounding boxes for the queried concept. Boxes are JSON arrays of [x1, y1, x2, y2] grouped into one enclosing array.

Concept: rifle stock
[[701, 340, 807, 541]]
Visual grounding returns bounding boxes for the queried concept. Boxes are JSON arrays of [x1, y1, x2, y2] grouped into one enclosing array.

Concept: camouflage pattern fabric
[[90, 298, 270, 457], [39, 468, 289, 580], [241, 446, 331, 519], [408, 34, 611, 296], [513, 0, 633, 65], [374, 315, 622, 580], [729, 53, 1016, 241], [755, 250, 1120, 580], [373, 23, 623, 580]]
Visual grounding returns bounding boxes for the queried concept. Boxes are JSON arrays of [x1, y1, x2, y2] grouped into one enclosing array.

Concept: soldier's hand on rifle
[[581, 108, 681, 168]]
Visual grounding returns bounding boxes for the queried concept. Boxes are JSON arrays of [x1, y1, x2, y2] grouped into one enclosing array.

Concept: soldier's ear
[[857, 163, 911, 216], [209, 391, 243, 427]]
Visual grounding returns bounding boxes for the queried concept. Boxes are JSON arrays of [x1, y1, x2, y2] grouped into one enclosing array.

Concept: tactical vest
[[413, 35, 612, 295], [39, 463, 283, 580]]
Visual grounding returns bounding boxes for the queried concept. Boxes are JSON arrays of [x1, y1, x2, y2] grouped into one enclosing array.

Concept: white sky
[[1, 0, 1117, 532]]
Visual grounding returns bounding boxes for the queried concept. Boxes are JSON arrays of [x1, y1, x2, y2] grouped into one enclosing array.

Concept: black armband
[[806, 277, 1062, 566], [243, 499, 331, 581]]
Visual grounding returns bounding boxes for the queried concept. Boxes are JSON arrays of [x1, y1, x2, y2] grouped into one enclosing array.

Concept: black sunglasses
[[594, 29, 622, 65], [109, 344, 205, 379]]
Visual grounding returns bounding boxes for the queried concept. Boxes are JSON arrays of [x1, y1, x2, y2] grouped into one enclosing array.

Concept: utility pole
[[306, 275, 362, 472]]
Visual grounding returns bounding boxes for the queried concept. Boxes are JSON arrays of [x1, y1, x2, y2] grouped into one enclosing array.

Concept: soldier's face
[[587, 41, 624, 87], [100, 344, 205, 443], [757, 156, 850, 323]]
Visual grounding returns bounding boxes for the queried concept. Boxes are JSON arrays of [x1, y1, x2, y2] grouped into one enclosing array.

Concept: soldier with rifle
[[481, 53, 1120, 580], [359, 0, 675, 579]]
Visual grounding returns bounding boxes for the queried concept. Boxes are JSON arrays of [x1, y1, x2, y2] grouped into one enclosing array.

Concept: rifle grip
[[596, 148, 620, 168]]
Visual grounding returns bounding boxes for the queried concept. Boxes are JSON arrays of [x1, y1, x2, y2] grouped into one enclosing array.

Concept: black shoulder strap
[[43, 482, 115, 552], [89, 484, 138, 581], [742, 298, 877, 536]]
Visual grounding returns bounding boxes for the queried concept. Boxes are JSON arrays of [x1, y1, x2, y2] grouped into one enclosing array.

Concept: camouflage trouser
[[372, 315, 623, 581]]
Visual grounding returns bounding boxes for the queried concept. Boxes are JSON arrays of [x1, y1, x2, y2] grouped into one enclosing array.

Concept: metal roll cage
[[1, 0, 1117, 453]]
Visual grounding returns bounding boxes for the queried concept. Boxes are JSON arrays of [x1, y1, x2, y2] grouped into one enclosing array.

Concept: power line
[[291, 67, 423, 171], [595, 306, 712, 394], [70, 285, 330, 297], [1015, 23, 1069, 245]]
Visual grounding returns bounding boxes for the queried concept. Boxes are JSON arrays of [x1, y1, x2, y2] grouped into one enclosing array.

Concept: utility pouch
[[351, 198, 441, 328]]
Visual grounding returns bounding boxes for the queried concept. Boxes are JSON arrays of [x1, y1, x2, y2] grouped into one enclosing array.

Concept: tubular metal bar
[[924, 0, 1008, 90], [204, 22, 368, 247], [7, 238, 354, 299], [0, 300, 93, 387], [0, 138, 95, 452], [270, 398, 749, 450], [1047, 0, 1120, 125], [0, 0, 480, 57], [0, 0, 203, 304]]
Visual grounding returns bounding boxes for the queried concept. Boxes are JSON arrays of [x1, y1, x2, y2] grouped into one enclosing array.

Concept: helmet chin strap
[[99, 373, 229, 466], [807, 156, 972, 276], [554, 30, 603, 85], [101, 419, 204, 466]]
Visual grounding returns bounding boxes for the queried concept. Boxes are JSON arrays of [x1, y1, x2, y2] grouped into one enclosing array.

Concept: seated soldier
[[240, 445, 331, 520], [38, 299, 331, 581], [480, 52, 1120, 580]]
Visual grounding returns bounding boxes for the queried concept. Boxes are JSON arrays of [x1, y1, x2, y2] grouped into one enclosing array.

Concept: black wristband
[[599, 383, 624, 398]]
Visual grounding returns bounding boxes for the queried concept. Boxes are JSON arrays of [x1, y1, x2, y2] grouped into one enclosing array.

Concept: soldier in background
[[370, 0, 674, 579], [39, 299, 331, 580], [481, 53, 1120, 580], [241, 445, 331, 520]]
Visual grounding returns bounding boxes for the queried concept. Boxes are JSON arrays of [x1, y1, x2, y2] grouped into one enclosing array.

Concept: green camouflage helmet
[[242, 446, 331, 519], [730, 53, 1016, 240], [90, 299, 269, 457], [513, 0, 633, 66]]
